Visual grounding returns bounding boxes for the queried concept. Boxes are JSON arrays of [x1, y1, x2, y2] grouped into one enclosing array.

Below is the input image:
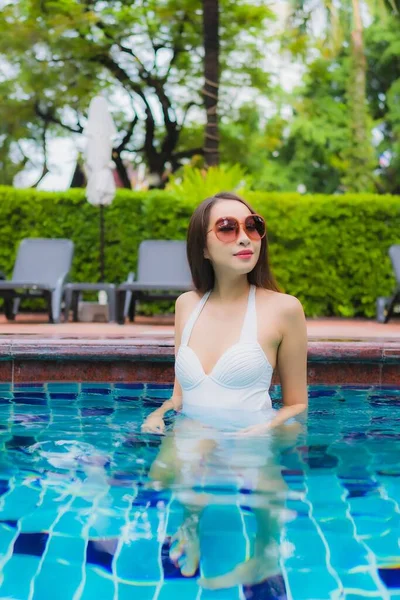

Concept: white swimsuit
[[175, 284, 274, 430], [170, 286, 284, 499]]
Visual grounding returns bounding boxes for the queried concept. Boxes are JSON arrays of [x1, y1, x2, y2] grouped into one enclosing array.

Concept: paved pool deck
[[0, 313, 399, 341]]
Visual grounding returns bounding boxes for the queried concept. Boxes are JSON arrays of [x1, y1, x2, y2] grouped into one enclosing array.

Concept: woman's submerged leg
[[198, 464, 287, 589], [147, 422, 217, 577], [198, 425, 301, 589]]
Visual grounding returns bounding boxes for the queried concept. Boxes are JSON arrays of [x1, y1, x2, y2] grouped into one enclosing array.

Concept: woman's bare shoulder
[[258, 289, 305, 318], [175, 290, 203, 314]]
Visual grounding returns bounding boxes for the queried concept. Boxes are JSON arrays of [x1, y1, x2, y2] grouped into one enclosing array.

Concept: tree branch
[[172, 147, 204, 161], [93, 53, 157, 160], [34, 101, 83, 134], [31, 122, 49, 188], [181, 101, 200, 128], [116, 114, 139, 152]]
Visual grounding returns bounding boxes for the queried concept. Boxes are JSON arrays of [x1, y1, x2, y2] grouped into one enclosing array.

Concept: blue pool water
[[0, 382, 400, 599]]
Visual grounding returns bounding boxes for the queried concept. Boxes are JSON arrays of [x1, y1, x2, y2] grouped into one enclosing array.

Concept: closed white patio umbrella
[[83, 96, 117, 281]]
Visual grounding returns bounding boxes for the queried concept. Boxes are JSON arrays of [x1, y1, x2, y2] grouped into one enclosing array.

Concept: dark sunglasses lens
[[215, 218, 238, 241], [245, 215, 265, 239]]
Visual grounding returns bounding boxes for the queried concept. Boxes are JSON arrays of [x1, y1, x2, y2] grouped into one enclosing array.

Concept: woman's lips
[[234, 251, 253, 259]]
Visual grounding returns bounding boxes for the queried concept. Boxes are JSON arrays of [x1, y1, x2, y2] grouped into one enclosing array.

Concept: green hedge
[[0, 186, 398, 318]]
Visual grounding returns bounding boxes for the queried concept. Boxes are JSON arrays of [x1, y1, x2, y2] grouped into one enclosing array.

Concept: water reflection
[[147, 409, 304, 592]]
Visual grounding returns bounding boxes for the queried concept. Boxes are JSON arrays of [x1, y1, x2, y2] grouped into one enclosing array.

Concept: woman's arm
[[141, 295, 185, 433], [238, 295, 308, 436]]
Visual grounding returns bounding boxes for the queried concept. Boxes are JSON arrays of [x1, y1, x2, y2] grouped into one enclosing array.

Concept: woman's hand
[[141, 413, 166, 435], [141, 397, 180, 435], [235, 420, 302, 438], [235, 423, 271, 437]]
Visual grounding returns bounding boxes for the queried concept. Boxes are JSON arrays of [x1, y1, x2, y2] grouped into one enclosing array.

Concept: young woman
[[142, 191, 308, 589]]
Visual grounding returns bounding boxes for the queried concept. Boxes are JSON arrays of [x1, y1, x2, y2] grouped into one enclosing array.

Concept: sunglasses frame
[[207, 213, 266, 243]]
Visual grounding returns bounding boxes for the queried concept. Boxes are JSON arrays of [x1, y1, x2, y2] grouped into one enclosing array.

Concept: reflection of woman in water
[[142, 192, 308, 590]]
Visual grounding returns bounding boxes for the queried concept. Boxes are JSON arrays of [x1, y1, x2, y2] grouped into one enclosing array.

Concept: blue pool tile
[[200, 584, 243, 600], [348, 495, 396, 519], [341, 385, 371, 390], [115, 516, 163, 581], [0, 383, 399, 599], [86, 538, 116, 573], [52, 510, 86, 537], [80, 565, 115, 600], [0, 479, 9, 496], [339, 569, 383, 594], [46, 382, 80, 393], [20, 508, 60, 533], [118, 583, 159, 600], [1, 486, 42, 521], [32, 536, 85, 600], [308, 389, 338, 398], [366, 526, 400, 560], [115, 383, 145, 390], [0, 554, 40, 599], [284, 568, 342, 599], [146, 390, 173, 400], [147, 383, 173, 390], [79, 393, 115, 404], [13, 531, 49, 557], [13, 382, 45, 390], [81, 407, 115, 417], [325, 534, 370, 570], [373, 385, 400, 392], [200, 506, 249, 580], [0, 392, 13, 404], [12, 394, 47, 406], [115, 394, 144, 403], [378, 566, 400, 589], [6, 434, 39, 450], [88, 514, 126, 538], [49, 392, 78, 400], [81, 384, 112, 395], [0, 521, 19, 557], [157, 580, 206, 600]]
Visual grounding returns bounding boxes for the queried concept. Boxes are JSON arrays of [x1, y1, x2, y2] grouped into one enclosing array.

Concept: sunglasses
[[207, 214, 266, 243]]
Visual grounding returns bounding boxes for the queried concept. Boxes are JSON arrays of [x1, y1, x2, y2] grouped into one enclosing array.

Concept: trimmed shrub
[[0, 186, 398, 318]]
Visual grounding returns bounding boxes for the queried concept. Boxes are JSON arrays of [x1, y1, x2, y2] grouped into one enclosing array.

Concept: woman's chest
[[188, 310, 281, 372]]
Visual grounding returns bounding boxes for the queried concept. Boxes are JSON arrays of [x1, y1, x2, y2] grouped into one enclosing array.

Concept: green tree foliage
[[365, 10, 400, 192], [0, 0, 274, 185], [284, 0, 376, 193], [213, 0, 400, 195]]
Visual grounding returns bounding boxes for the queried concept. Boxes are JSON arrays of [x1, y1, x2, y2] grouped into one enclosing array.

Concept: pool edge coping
[[0, 339, 399, 362]]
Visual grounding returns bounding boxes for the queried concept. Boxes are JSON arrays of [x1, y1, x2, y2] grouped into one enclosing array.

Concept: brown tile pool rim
[[0, 338, 399, 385]]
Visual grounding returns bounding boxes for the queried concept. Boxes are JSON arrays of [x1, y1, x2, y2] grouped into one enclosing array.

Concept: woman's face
[[204, 200, 262, 275]]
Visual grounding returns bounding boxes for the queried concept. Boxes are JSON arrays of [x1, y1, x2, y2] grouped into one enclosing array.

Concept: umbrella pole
[[100, 204, 105, 282]]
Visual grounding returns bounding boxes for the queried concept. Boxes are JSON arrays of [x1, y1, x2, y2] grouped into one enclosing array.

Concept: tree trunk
[[343, 0, 375, 191], [351, 0, 367, 149], [112, 150, 132, 189], [202, 0, 220, 167]]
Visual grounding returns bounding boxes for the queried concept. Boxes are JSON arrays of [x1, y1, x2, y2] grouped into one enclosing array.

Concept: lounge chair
[[0, 238, 74, 323], [376, 244, 400, 323], [116, 240, 193, 324]]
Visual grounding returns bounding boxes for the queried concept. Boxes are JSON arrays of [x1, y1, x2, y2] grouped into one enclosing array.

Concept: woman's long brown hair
[[186, 192, 281, 293]]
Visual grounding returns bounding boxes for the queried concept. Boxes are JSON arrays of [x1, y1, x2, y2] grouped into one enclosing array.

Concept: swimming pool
[[0, 382, 399, 599]]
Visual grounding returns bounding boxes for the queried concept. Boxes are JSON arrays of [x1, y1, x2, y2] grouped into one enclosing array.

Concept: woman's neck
[[211, 276, 250, 302]]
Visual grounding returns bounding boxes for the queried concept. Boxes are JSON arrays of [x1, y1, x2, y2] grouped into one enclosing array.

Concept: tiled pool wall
[[0, 340, 399, 384]]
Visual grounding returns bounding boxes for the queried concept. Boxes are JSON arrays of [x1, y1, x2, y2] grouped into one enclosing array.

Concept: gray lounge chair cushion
[[0, 238, 74, 290], [127, 240, 193, 290]]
